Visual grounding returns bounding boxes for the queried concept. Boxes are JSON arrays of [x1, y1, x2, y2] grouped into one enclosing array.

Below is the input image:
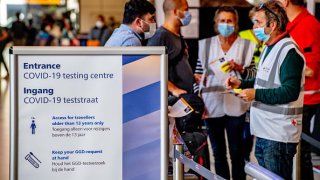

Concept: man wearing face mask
[[225, 1, 304, 179], [147, 0, 193, 96], [105, 0, 156, 46], [88, 15, 112, 46], [194, 6, 256, 180]]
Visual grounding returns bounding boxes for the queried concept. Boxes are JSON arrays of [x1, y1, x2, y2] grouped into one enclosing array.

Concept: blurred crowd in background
[[0, 11, 120, 47]]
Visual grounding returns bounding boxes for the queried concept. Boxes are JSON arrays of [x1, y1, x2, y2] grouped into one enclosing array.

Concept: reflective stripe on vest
[[304, 89, 320, 95], [255, 41, 295, 88], [253, 38, 304, 115], [250, 38, 304, 143], [202, 86, 226, 93], [252, 101, 303, 115], [255, 77, 305, 91]]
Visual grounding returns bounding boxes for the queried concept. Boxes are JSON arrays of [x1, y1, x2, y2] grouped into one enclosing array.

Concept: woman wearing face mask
[[194, 6, 256, 180]]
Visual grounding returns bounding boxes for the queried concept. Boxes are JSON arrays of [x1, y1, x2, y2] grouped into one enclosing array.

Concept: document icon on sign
[[25, 152, 41, 168]]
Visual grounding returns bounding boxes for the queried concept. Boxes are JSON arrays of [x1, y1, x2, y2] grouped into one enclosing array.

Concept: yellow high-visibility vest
[[239, 29, 264, 64]]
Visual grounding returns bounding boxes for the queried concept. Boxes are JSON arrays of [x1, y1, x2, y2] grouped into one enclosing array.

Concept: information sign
[[10, 47, 168, 180]]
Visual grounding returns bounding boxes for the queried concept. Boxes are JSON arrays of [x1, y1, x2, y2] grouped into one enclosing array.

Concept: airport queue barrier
[[173, 144, 284, 180]]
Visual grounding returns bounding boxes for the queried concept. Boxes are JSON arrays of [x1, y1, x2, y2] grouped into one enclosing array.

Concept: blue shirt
[[104, 24, 142, 46]]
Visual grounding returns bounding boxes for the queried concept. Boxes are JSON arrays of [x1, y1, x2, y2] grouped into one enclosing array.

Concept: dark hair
[[291, 0, 305, 6], [15, 12, 21, 19], [254, 1, 288, 32], [97, 15, 105, 22], [123, 0, 155, 24]]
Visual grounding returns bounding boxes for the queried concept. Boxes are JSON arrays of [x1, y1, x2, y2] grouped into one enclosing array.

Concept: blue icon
[[25, 152, 41, 168], [30, 117, 36, 135]]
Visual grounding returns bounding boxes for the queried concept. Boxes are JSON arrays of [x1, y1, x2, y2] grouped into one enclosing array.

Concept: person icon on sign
[[30, 120, 36, 134]]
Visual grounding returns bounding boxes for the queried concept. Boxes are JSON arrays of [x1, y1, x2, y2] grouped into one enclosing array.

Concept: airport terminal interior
[[1, 0, 320, 179]]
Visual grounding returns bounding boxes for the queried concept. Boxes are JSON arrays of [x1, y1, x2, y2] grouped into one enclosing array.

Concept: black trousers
[[205, 114, 246, 180], [300, 104, 319, 180], [311, 105, 320, 154]]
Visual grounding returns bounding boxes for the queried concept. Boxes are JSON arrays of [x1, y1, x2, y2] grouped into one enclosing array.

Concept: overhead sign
[[6, 0, 65, 5], [27, 0, 65, 5], [10, 47, 168, 180]]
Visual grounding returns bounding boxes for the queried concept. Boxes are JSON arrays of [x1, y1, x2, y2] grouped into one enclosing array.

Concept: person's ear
[[134, 17, 142, 27], [173, 8, 178, 16], [279, 0, 289, 8], [269, 20, 278, 32]]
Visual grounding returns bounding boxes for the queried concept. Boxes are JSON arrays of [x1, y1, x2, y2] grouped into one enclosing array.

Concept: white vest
[[251, 37, 305, 143], [198, 36, 255, 117]]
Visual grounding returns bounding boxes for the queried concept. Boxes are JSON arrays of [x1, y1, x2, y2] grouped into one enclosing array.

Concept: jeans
[[205, 115, 246, 180], [255, 137, 298, 180], [300, 104, 318, 180]]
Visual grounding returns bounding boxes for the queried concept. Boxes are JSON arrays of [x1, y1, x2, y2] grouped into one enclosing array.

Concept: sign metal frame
[[9, 46, 168, 180]]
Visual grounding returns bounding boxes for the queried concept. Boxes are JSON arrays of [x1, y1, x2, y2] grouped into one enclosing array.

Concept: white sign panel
[[11, 47, 167, 180], [18, 55, 122, 179]]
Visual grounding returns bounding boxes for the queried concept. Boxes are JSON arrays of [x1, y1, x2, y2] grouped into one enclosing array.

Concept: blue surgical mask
[[179, 11, 192, 26], [218, 23, 235, 37], [253, 27, 270, 42]]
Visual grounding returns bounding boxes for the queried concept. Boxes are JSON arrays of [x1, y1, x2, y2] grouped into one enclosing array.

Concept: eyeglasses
[[257, 3, 281, 25]]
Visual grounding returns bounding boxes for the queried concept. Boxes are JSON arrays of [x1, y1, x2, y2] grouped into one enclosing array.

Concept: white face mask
[[144, 22, 157, 39], [96, 21, 103, 28]]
